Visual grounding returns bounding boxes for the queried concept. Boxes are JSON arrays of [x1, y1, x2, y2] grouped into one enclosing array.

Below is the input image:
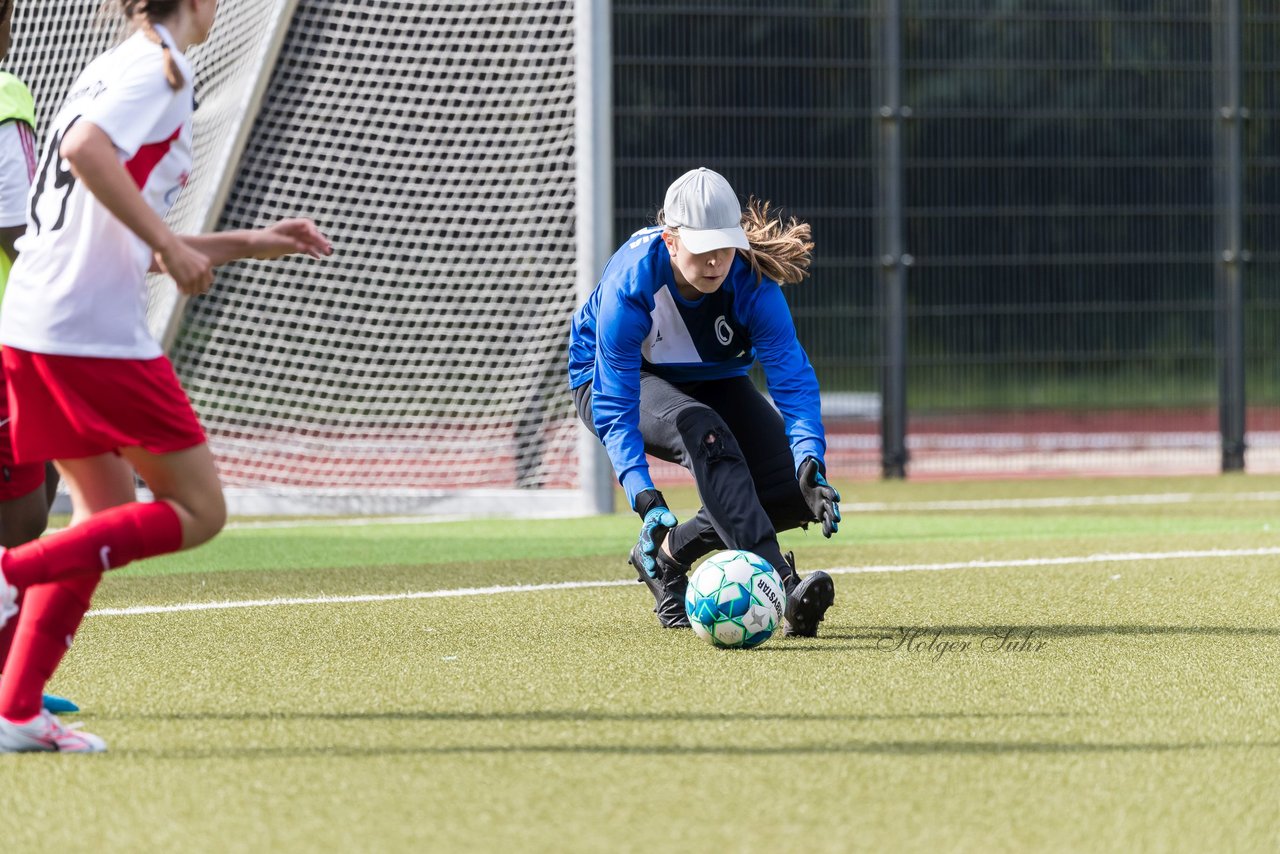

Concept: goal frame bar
[[150, 0, 618, 518]]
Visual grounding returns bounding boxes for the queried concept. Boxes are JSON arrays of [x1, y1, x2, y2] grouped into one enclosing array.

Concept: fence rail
[[614, 0, 1277, 479]]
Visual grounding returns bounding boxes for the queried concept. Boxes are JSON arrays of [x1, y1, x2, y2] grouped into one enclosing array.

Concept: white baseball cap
[[662, 167, 750, 254]]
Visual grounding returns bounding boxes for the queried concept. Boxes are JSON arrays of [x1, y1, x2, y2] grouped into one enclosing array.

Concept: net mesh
[[11, 1, 586, 511]]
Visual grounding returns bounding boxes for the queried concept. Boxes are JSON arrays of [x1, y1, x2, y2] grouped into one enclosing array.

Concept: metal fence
[[613, 0, 1277, 480]]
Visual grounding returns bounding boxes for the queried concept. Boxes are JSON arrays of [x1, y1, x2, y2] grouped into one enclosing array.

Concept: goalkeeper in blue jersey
[[568, 167, 841, 636]]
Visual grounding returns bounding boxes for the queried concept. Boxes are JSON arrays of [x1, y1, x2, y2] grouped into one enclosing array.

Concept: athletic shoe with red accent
[[0, 710, 107, 753]]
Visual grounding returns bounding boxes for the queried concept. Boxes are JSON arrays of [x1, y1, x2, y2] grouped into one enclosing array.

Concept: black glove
[[798, 457, 841, 538], [632, 488, 678, 577], [633, 488, 668, 520]]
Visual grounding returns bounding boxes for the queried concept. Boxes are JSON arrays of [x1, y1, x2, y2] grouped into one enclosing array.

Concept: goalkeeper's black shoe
[[628, 543, 691, 628], [780, 552, 835, 638]]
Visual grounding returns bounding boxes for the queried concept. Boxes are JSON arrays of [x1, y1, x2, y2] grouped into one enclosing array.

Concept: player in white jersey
[[0, 0, 82, 717], [0, 0, 332, 753]]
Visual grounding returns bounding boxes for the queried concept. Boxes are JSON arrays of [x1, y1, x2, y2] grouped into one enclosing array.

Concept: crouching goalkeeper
[[567, 167, 841, 636]]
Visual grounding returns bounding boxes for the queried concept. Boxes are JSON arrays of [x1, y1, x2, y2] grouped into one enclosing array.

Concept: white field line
[[845, 491, 1280, 512], [85, 546, 1280, 619], [208, 491, 1280, 529], [86, 579, 634, 617], [225, 515, 477, 529]]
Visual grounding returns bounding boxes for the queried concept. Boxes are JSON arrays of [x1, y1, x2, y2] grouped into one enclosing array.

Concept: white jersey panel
[[0, 121, 36, 227], [640, 286, 701, 365], [0, 28, 194, 359]]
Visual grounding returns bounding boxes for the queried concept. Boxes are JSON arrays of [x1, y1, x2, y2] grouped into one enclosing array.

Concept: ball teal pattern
[[689, 596, 720, 626], [684, 550, 786, 649], [717, 583, 752, 619]]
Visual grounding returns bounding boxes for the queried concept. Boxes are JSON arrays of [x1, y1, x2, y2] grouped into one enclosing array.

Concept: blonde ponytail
[[121, 0, 185, 91], [740, 197, 813, 286], [655, 194, 815, 286]]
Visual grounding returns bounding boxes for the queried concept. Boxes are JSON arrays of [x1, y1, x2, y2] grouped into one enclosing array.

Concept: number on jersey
[[30, 117, 81, 235]]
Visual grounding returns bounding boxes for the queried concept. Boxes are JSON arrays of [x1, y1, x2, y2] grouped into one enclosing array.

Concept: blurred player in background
[[0, 0, 79, 716], [0, 0, 332, 753], [570, 167, 842, 635]]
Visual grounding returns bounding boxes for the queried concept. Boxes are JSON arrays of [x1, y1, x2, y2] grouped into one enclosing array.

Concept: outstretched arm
[[176, 219, 332, 267], [65, 123, 331, 280], [60, 120, 213, 295]]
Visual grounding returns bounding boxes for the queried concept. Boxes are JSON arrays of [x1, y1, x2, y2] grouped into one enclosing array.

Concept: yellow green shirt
[[0, 71, 35, 305]]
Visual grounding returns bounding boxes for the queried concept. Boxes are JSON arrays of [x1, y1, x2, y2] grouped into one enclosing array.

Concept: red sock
[[0, 573, 101, 721], [0, 501, 183, 590]]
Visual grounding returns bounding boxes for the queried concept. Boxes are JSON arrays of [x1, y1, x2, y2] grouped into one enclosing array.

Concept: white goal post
[[11, 0, 616, 518]]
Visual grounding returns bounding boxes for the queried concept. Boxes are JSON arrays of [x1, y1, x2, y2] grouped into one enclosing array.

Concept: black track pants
[[574, 373, 813, 574]]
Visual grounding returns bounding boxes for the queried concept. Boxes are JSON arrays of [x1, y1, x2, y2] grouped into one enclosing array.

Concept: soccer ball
[[684, 550, 785, 649]]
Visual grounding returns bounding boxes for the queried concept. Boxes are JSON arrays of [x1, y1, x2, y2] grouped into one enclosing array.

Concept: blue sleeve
[[592, 273, 656, 508], [742, 282, 827, 473]]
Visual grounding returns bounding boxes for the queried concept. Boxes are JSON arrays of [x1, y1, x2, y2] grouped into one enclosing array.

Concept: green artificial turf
[[6, 474, 1280, 852]]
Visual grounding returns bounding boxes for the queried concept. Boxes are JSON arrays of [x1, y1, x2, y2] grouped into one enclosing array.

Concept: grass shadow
[[123, 739, 1280, 762], [744, 624, 1280, 653], [99, 709, 1078, 725], [834, 624, 1280, 639]]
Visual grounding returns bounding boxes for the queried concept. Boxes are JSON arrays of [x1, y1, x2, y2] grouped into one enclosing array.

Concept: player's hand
[[633, 488, 677, 578], [252, 218, 333, 261], [798, 456, 841, 538], [156, 237, 214, 295]]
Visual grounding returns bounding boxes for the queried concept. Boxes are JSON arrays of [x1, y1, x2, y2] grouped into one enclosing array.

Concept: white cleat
[[0, 710, 107, 753]]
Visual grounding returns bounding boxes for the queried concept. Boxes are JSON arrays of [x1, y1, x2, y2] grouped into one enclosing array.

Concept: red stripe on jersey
[[17, 122, 36, 181], [123, 125, 182, 189]]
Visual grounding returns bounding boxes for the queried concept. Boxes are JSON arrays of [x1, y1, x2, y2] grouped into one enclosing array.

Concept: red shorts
[[0, 356, 45, 500], [2, 348, 206, 463]]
